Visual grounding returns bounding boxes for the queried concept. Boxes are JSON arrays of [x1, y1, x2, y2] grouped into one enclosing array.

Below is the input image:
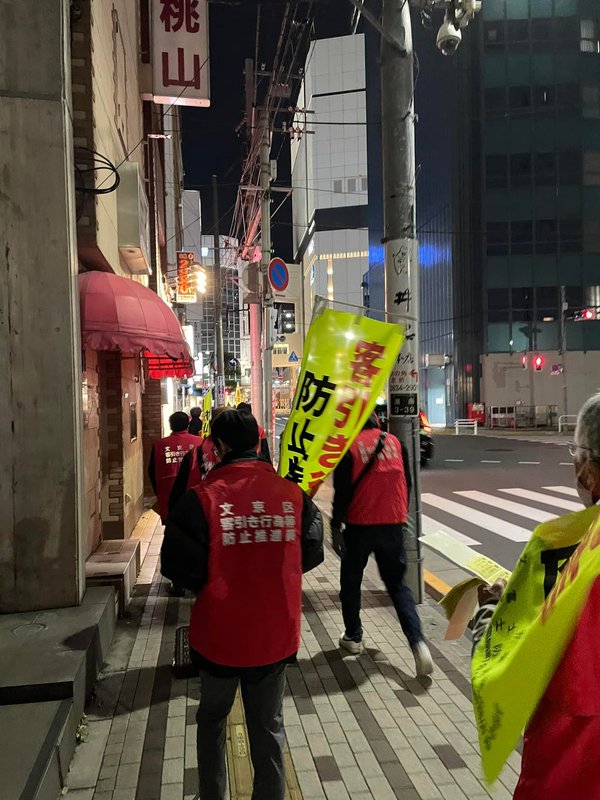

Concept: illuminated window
[[581, 18, 600, 53]]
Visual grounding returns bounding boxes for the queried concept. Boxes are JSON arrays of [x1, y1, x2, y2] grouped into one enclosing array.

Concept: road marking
[[455, 490, 555, 524], [445, 459, 464, 463], [560, 463, 572, 466], [421, 514, 480, 547], [518, 461, 540, 465], [480, 460, 501, 464], [422, 493, 531, 542], [500, 488, 581, 512], [543, 485, 578, 498]]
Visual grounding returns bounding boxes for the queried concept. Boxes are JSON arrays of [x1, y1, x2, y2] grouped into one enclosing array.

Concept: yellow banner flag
[[201, 390, 212, 438], [278, 305, 404, 495], [235, 384, 243, 406], [472, 505, 600, 784]]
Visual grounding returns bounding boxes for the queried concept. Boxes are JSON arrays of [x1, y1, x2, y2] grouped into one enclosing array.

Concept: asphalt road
[[420, 432, 580, 570]]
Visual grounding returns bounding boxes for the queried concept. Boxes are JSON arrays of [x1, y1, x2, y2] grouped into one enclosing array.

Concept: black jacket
[[188, 417, 202, 436], [161, 452, 325, 594]]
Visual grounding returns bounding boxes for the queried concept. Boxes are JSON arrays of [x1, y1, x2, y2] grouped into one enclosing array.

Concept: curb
[[423, 569, 451, 602]]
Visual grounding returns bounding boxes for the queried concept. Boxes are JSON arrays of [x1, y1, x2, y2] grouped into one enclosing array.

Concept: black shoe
[[169, 584, 186, 597]]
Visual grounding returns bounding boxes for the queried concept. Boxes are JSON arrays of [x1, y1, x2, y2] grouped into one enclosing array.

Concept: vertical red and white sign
[[152, 0, 210, 107]]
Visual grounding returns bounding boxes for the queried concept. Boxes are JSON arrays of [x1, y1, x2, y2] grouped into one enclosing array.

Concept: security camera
[[436, 15, 462, 55]]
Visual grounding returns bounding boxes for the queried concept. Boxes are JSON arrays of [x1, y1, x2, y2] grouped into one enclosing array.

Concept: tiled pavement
[[63, 511, 520, 800]]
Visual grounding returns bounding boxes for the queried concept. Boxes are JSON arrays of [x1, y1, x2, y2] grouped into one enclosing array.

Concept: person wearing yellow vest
[[472, 392, 600, 798]]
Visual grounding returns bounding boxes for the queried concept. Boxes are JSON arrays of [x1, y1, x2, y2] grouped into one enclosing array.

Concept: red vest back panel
[[155, 432, 199, 520], [190, 460, 304, 668], [346, 429, 409, 526], [514, 576, 600, 799]]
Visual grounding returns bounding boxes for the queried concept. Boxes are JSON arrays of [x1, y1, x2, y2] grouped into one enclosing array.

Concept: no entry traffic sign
[[268, 257, 289, 293]]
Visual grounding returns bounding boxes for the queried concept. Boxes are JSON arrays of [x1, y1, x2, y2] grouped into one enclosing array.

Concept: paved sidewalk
[[63, 511, 520, 800]]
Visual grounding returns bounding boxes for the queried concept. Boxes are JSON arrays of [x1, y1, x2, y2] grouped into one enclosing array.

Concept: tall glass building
[[458, 0, 600, 413]]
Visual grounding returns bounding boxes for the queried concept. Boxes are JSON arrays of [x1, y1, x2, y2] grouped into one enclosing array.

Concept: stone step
[[0, 699, 76, 800], [86, 539, 140, 614]]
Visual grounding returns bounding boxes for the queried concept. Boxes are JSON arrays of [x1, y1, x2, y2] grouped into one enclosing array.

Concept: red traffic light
[[534, 355, 544, 371], [521, 355, 528, 369], [574, 308, 597, 321]]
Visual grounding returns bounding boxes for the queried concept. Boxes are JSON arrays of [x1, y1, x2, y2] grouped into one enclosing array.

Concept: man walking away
[[331, 413, 433, 677], [189, 406, 202, 436], [237, 401, 271, 463], [161, 409, 324, 800], [148, 411, 198, 524]]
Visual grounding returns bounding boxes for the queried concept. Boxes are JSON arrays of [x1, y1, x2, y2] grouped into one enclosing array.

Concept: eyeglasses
[[568, 442, 595, 458]]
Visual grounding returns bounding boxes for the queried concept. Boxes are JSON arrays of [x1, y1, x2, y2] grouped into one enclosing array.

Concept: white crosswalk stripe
[[421, 514, 480, 546], [454, 490, 555, 523], [499, 488, 582, 512], [421, 493, 531, 542], [421, 485, 583, 548], [543, 485, 579, 498]]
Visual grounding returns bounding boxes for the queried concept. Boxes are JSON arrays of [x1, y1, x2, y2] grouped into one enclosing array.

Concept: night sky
[[181, 0, 354, 262]]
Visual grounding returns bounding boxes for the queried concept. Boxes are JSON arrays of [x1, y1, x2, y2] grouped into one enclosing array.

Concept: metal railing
[[488, 405, 558, 429], [455, 419, 478, 435], [558, 415, 577, 434]]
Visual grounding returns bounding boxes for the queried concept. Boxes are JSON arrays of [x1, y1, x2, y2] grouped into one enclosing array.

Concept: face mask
[[576, 477, 595, 508]]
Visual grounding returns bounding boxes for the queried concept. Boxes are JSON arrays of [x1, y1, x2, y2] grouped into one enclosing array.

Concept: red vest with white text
[[187, 437, 221, 490], [154, 432, 198, 521], [190, 460, 304, 667], [346, 428, 408, 526], [514, 576, 600, 799]]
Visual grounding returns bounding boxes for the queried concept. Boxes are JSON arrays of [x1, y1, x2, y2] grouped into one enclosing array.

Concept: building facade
[[462, 0, 600, 414], [291, 34, 370, 327], [1, 0, 192, 614]]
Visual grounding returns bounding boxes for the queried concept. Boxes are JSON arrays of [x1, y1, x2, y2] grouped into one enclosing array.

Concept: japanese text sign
[[202, 390, 212, 438], [176, 251, 197, 303], [278, 306, 404, 496], [153, 0, 210, 107], [472, 505, 600, 784]]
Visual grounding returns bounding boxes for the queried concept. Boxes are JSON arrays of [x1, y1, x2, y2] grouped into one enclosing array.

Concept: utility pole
[[260, 108, 274, 447], [381, 0, 422, 602], [212, 174, 225, 406], [560, 285, 568, 418]]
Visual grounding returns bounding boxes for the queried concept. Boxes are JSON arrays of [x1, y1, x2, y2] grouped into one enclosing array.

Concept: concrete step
[[86, 539, 140, 614], [0, 587, 116, 799], [0, 699, 76, 800]]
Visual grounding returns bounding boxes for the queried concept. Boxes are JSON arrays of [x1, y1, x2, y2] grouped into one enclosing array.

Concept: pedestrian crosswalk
[[422, 484, 583, 551]]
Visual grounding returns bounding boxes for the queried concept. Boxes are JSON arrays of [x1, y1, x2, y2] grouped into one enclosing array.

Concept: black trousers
[[339, 524, 423, 648]]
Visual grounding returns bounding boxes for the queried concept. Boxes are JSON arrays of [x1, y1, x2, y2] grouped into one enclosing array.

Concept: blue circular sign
[[269, 258, 289, 292]]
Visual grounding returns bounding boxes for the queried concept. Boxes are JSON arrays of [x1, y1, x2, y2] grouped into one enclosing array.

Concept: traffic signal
[[194, 267, 207, 294], [534, 355, 544, 371], [275, 303, 296, 334], [521, 355, 528, 370], [574, 308, 597, 321]]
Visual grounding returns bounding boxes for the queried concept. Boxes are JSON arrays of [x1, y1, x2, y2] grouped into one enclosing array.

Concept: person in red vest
[[237, 401, 271, 462], [472, 392, 600, 798], [161, 409, 324, 800], [148, 411, 198, 523], [331, 413, 433, 677], [168, 407, 227, 512]]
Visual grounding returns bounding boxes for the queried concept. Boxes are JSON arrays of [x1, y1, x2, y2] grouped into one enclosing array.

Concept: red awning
[[79, 271, 193, 377]]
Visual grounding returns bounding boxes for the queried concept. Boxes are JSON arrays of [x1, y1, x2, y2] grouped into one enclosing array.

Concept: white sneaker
[[412, 641, 434, 676], [339, 634, 363, 655]]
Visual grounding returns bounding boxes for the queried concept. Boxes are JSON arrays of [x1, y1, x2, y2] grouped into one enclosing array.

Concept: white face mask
[[576, 477, 595, 508]]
